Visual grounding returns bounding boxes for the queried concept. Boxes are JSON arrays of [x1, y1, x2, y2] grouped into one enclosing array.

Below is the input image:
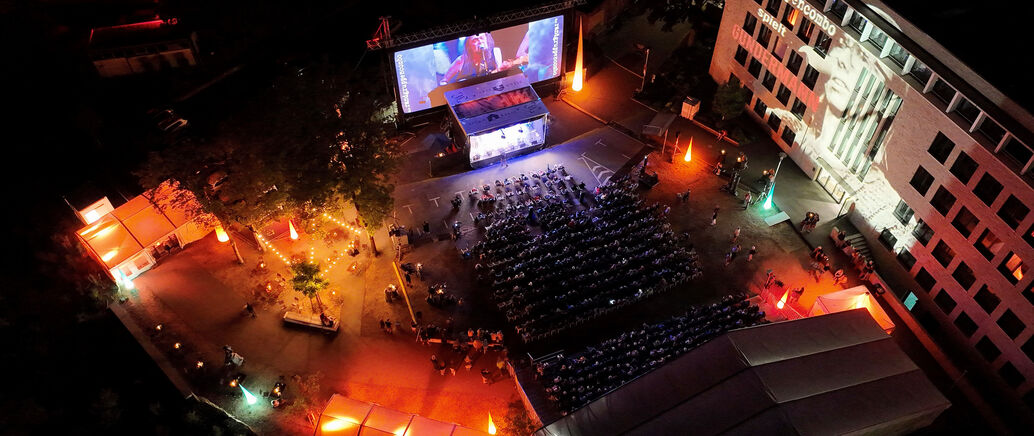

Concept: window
[[976, 336, 1002, 362], [797, 18, 815, 42], [786, 51, 803, 75], [934, 290, 957, 314], [927, 132, 955, 163], [743, 13, 758, 35], [734, 46, 749, 65], [867, 26, 888, 49], [1002, 137, 1033, 168], [847, 13, 868, 34], [952, 207, 979, 238], [915, 267, 937, 292], [910, 166, 934, 196], [802, 65, 819, 90], [897, 248, 917, 269], [1025, 222, 1034, 248], [765, 0, 780, 15], [932, 240, 956, 267], [913, 219, 935, 246], [776, 84, 791, 104], [1025, 282, 1034, 306], [748, 58, 763, 77], [892, 200, 914, 225], [974, 285, 1001, 315], [931, 186, 957, 216], [977, 118, 1006, 144], [955, 311, 979, 337], [930, 78, 956, 104], [975, 228, 1004, 260], [781, 5, 800, 28], [999, 362, 1025, 388], [974, 173, 1002, 206], [753, 99, 768, 118], [1000, 361, 1025, 388], [954, 99, 981, 124], [814, 31, 832, 56], [879, 228, 897, 249], [954, 262, 976, 290], [887, 43, 909, 66], [909, 60, 932, 85], [830, 0, 848, 19], [762, 71, 776, 91], [950, 151, 978, 184], [758, 25, 773, 48], [790, 98, 807, 119], [780, 125, 796, 146], [772, 40, 788, 61], [998, 195, 1030, 229], [999, 252, 1028, 284], [766, 114, 782, 132], [998, 309, 1026, 339]]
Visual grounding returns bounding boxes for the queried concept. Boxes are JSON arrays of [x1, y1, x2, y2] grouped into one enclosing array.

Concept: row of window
[[751, 97, 797, 147], [735, 44, 811, 121]]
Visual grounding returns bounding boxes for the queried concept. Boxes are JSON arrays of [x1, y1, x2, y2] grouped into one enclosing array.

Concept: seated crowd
[[536, 295, 765, 414], [473, 176, 702, 342]]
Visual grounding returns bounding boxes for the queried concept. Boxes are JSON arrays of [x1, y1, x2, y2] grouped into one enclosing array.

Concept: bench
[[283, 311, 339, 332]]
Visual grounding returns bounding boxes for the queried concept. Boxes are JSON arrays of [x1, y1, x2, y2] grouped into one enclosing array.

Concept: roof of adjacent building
[[535, 310, 950, 436], [444, 73, 549, 134], [881, 0, 1034, 115], [88, 19, 192, 50]]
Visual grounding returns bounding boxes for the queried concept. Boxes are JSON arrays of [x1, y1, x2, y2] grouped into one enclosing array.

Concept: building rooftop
[[883, 0, 1034, 115], [88, 19, 191, 50]]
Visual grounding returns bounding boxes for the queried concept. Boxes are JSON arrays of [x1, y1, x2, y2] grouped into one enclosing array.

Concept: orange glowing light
[[683, 137, 693, 162], [174, 342, 181, 349], [215, 225, 230, 243], [321, 418, 358, 432], [289, 220, 299, 240], [776, 289, 789, 309], [83, 210, 101, 224], [572, 19, 584, 92], [101, 249, 119, 262], [196, 360, 204, 368], [488, 413, 497, 434], [788, 8, 800, 26], [1013, 268, 1024, 281], [229, 379, 238, 387]]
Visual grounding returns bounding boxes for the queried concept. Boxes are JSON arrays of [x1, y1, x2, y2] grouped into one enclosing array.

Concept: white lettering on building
[[783, 0, 837, 36], [757, 8, 788, 37], [552, 18, 561, 76], [395, 53, 410, 113]]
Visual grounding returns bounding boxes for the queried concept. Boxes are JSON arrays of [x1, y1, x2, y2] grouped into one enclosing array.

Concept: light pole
[[763, 152, 788, 210], [639, 48, 651, 93]]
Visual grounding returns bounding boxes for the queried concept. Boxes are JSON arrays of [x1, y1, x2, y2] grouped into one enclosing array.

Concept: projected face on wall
[[393, 15, 564, 113]]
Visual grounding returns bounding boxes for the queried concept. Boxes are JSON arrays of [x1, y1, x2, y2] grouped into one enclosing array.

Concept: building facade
[[711, 0, 1034, 420], [89, 19, 199, 77]]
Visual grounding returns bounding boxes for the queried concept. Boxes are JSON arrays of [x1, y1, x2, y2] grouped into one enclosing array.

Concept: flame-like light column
[[572, 19, 584, 92]]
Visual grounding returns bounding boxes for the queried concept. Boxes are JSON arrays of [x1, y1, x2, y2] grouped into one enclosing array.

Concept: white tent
[[535, 310, 949, 436], [808, 286, 895, 333]]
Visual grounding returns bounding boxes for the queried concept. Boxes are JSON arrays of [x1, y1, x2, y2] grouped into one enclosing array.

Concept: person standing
[[743, 191, 752, 209], [405, 272, 412, 286], [244, 303, 256, 318], [423, 221, 431, 233], [711, 206, 719, 226], [748, 245, 757, 261], [481, 368, 492, 384], [732, 227, 741, 243], [725, 252, 733, 266]]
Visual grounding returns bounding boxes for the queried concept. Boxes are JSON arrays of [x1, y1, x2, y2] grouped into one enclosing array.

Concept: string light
[[321, 213, 364, 236], [255, 233, 292, 266]]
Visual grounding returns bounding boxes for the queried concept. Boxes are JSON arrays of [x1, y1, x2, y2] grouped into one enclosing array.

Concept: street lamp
[[763, 152, 788, 210]]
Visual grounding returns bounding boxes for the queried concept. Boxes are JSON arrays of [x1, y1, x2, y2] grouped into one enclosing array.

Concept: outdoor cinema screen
[[393, 15, 564, 113]]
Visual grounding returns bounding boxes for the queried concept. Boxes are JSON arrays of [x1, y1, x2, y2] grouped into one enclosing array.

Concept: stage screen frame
[[392, 15, 565, 114]]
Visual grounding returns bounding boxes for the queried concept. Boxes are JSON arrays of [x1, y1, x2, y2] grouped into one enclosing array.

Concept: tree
[[288, 371, 324, 424], [291, 261, 329, 314], [712, 76, 751, 122]]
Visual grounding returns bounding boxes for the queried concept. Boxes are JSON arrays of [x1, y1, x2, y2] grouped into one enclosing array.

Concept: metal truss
[[366, 0, 585, 51]]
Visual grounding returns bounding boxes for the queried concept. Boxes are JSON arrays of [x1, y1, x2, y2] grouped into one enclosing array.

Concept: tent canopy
[[536, 310, 949, 436], [445, 74, 548, 135], [316, 394, 491, 436], [809, 286, 895, 332]]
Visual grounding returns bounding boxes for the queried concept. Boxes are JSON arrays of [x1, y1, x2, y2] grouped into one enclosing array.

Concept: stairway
[[845, 233, 871, 258]]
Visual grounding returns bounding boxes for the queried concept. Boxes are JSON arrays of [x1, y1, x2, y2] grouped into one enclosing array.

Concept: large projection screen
[[393, 15, 564, 114]]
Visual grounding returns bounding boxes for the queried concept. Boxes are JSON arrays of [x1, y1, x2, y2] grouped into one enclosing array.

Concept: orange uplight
[[572, 19, 584, 92], [215, 225, 230, 243], [788, 8, 800, 26], [83, 209, 101, 224], [1013, 268, 1024, 281], [289, 220, 299, 240], [101, 249, 119, 262], [683, 137, 693, 162], [776, 289, 789, 309], [488, 413, 497, 435], [854, 295, 868, 310], [321, 418, 357, 432]]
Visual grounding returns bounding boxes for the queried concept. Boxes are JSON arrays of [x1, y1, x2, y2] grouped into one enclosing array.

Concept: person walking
[[711, 206, 719, 226], [743, 191, 752, 209], [423, 221, 431, 233], [481, 368, 492, 384], [732, 227, 741, 243], [405, 272, 412, 286], [725, 251, 733, 266], [244, 303, 256, 318], [748, 245, 757, 261]]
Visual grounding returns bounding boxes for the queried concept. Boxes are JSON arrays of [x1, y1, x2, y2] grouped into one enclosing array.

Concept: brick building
[[710, 0, 1034, 425]]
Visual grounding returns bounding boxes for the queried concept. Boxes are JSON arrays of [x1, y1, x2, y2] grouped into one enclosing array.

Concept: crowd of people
[[473, 176, 702, 342], [534, 295, 765, 414]]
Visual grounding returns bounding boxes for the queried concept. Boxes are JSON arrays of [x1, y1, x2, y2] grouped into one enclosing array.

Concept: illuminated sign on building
[[758, 8, 789, 37], [783, 0, 837, 36], [732, 26, 820, 110]]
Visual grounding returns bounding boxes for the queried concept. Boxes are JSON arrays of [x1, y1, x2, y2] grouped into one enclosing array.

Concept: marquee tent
[[808, 286, 895, 333], [535, 310, 949, 436], [315, 394, 491, 436], [76, 181, 213, 281]]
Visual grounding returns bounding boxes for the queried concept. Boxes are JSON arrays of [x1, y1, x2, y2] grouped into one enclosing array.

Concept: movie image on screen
[[393, 15, 564, 113]]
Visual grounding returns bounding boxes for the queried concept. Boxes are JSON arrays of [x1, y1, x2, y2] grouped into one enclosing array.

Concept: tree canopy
[[712, 76, 751, 121], [135, 60, 401, 230]]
